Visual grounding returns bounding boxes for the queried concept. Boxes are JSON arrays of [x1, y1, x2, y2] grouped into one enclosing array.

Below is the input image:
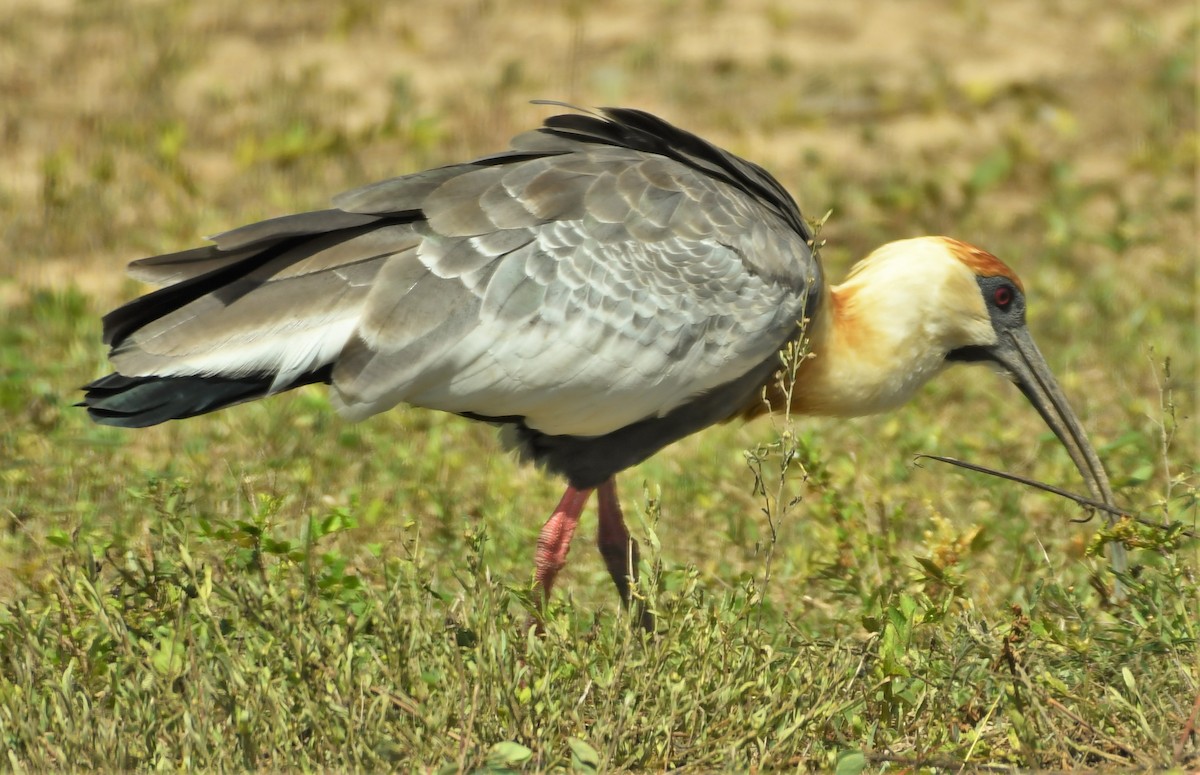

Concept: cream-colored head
[[794, 236, 1023, 417]]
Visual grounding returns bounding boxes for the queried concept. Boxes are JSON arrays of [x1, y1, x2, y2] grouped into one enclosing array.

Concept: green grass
[[1, 0, 1197, 770]]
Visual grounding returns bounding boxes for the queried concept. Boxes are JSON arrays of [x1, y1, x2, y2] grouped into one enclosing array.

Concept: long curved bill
[[987, 327, 1127, 575]]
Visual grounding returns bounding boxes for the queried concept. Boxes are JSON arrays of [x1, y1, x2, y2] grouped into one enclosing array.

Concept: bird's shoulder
[[335, 109, 819, 294]]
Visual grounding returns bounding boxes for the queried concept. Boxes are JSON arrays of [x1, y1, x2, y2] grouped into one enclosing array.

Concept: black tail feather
[[80, 366, 333, 428]]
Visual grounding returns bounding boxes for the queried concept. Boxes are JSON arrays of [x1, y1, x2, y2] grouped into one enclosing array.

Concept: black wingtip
[[80, 372, 268, 427], [80, 366, 333, 427]]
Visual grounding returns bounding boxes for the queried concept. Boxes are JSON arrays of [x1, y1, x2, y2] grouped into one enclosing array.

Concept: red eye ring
[[994, 285, 1013, 308]]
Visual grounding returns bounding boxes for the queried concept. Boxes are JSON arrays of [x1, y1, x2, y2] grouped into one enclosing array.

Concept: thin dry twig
[[368, 685, 463, 744], [861, 748, 1015, 772], [1175, 686, 1200, 764], [1040, 694, 1144, 765], [913, 454, 1197, 540]]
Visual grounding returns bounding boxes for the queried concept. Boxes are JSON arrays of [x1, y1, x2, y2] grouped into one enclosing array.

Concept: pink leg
[[533, 485, 594, 610], [597, 479, 654, 630]]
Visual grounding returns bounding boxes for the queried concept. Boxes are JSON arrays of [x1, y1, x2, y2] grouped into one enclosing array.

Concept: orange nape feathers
[[939, 236, 1024, 292]]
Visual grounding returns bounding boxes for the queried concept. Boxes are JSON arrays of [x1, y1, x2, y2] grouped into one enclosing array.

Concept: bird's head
[[819, 236, 1113, 505]]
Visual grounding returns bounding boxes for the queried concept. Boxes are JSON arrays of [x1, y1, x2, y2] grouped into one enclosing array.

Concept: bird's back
[[85, 107, 823, 487]]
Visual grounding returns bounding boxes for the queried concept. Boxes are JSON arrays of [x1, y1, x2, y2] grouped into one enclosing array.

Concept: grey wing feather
[[332, 166, 475, 214], [127, 209, 387, 286], [109, 223, 421, 391], [328, 146, 819, 438]]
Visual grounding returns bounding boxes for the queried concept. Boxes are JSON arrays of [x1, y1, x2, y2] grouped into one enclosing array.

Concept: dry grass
[[1, 0, 1196, 770]]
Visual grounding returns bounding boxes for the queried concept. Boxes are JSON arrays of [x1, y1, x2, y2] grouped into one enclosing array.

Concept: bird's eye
[[993, 285, 1013, 309]]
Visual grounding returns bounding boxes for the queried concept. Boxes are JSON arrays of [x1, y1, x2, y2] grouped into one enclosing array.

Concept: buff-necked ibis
[[82, 106, 1117, 626]]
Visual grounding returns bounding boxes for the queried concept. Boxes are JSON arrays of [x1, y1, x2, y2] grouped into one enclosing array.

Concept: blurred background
[[4, 0, 1193, 305]]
